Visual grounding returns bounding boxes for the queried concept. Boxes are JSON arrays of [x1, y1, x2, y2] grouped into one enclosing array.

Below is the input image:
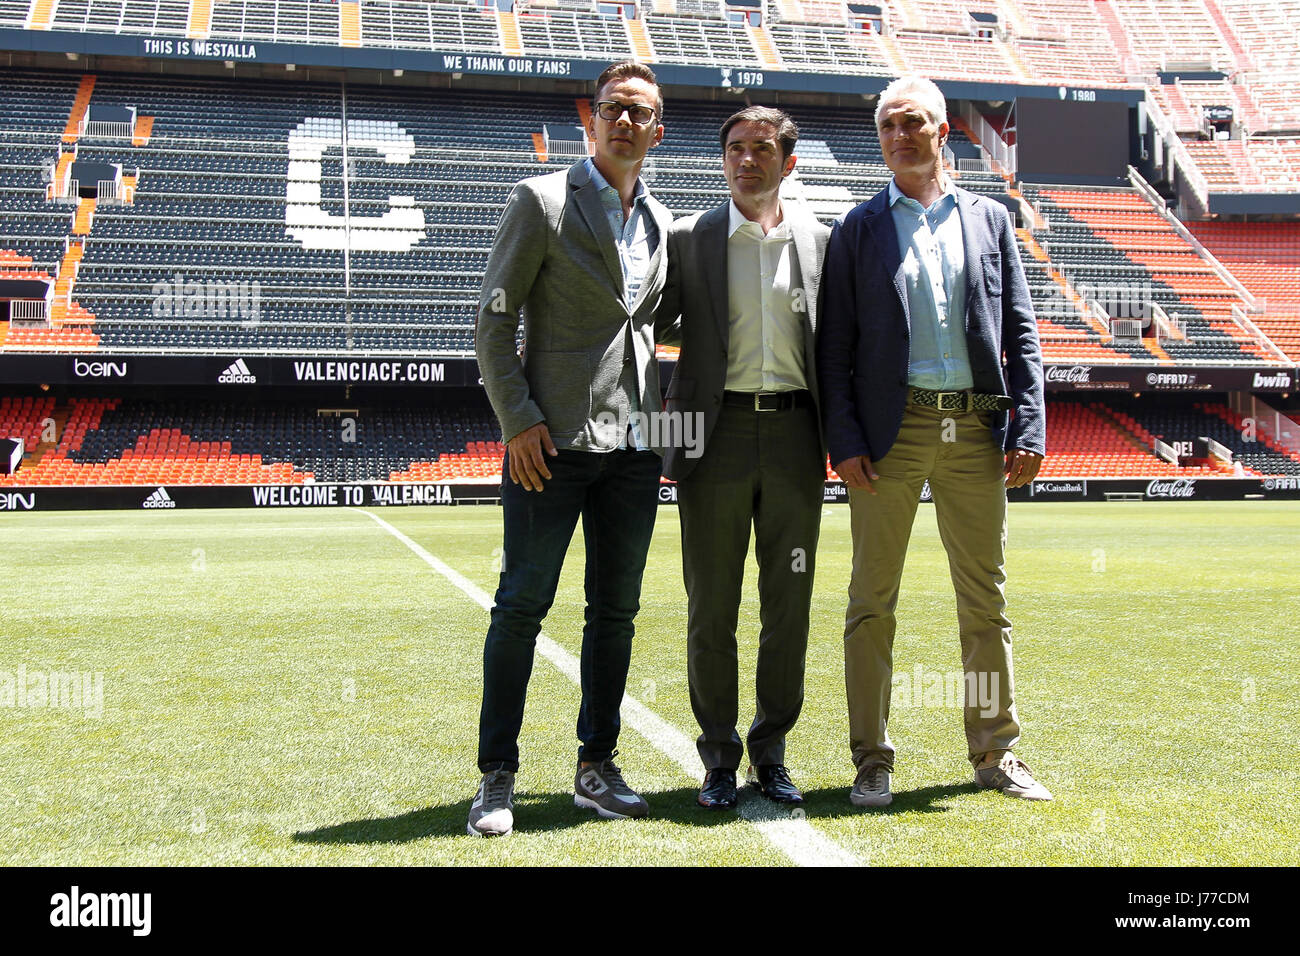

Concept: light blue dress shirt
[[888, 178, 974, 391], [585, 158, 658, 449], [586, 157, 658, 310]]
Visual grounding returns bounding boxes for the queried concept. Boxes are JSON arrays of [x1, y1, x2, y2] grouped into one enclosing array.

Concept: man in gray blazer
[[817, 75, 1051, 808], [657, 107, 830, 810], [469, 61, 674, 837]]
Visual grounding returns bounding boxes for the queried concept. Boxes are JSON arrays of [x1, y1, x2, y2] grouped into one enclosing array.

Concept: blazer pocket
[[982, 253, 1002, 296], [524, 350, 588, 433]]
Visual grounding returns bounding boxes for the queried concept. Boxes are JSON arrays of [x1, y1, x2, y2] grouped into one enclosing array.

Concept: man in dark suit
[[817, 76, 1052, 807], [658, 107, 830, 810], [470, 61, 674, 837]]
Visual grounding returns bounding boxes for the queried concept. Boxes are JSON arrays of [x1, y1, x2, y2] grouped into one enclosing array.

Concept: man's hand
[[834, 455, 879, 494], [507, 422, 558, 492], [1004, 448, 1043, 488]]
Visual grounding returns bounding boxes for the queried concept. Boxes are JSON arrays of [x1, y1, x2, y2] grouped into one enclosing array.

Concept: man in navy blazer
[[817, 75, 1051, 807]]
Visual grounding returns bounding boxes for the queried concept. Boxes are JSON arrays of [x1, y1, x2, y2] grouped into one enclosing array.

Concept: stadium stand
[[2, 5, 1299, 496], [1024, 185, 1287, 366], [0, 396, 507, 485], [1187, 221, 1300, 363], [6, 393, 1295, 486], [2, 67, 1024, 357]]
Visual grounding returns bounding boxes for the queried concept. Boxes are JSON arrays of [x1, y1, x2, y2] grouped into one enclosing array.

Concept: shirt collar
[[888, 176, 956, 213], [586, 157, 647, 206], [728, 198, 789, 238]]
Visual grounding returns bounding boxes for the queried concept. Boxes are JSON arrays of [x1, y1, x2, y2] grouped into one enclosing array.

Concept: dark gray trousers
[[677, 401, 825, 771]]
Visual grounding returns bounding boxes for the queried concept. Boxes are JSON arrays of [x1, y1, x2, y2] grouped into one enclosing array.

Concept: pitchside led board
[[1015, 98, 1132, 184]]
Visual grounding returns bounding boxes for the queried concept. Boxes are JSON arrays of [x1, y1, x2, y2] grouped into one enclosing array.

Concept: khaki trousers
[[844, 400, 1020, 771]]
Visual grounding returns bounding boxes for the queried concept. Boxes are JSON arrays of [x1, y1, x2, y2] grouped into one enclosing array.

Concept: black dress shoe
[[698, 769, 738, 809], [749, 764, 804, 805]]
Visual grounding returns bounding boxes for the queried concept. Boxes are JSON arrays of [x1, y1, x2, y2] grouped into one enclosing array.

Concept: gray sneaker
[[974, 752, 1053, 801], [467, 769, 515, 837], [574, 752, 648, 820], [850, 764, 893, 808]]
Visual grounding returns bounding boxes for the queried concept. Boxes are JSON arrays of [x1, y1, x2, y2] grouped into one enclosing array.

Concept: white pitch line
[[349, 507, 861, 868]]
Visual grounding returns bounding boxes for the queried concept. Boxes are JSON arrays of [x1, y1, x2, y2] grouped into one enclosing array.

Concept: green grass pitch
[[1, 501, 1296, 866]]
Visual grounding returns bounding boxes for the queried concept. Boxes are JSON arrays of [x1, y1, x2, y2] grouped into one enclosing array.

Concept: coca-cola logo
[[1045, 365, 1091, 384], [1145, 479, 1197, 499]]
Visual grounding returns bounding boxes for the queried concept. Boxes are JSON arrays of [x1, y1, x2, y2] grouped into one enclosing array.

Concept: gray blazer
[[655, 200, 831, 482], [475, 160, 675, 452]]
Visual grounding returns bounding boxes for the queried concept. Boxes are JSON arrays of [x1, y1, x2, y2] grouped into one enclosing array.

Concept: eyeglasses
[[594, 100, 657, 126]]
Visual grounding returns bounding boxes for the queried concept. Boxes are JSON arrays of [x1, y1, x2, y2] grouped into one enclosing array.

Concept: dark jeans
[[478, 447, 662, 773]]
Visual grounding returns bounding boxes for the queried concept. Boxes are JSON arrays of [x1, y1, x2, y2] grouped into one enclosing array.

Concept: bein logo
[[73, 360, 127, 379]]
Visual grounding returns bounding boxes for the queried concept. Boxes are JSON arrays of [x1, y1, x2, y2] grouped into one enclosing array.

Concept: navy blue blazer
[[816, 184, 1046, 467]]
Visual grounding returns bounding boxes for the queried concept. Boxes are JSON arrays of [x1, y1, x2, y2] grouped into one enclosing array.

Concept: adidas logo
[[142, 487, 176, 509], [218, 358, 256, 384]]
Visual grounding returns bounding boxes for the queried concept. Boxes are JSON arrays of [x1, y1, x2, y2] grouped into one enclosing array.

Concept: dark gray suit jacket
[[476, 160, 674, 450], [656, 201, 831, 482], [817, 184, 1045, 468]]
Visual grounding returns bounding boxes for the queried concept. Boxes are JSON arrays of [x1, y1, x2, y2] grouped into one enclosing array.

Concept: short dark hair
[[594, 60, 663, 122], [719, 107, 799, 159]]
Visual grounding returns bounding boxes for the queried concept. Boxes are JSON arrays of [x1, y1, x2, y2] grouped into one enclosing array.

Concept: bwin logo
[[1253, 371, 1291, 389], [50, 885, 151, 936], [218, 358, 257, 384], [142, 487, 176, 509], [74, 359, 127, 378]]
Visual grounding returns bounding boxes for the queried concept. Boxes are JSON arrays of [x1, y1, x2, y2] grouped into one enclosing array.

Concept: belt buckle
[[936, 391, 967, 412], [753, 393, 777, 412]]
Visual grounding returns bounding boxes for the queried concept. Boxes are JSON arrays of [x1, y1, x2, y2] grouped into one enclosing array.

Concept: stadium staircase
[[625, 18, 655, 61], [339, 1, 361, 47], [188, 0, 213, 38]]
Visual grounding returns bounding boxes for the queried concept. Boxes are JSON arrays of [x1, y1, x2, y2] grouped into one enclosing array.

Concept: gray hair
[[875, 75, 948, 130]]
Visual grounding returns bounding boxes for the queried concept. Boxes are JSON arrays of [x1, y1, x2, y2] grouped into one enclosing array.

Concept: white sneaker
[[850, 764, 892, 807], [467, 769, 515, 836]]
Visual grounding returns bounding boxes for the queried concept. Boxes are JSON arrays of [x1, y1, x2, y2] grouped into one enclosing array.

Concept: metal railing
[[97, 179, 123, 204], [9, 300, 50, 325], [85, 121, 133, 140], [1231, 304, 1292, 363], [1110, 318, 1142, 340], [1127, 166, 1258, 307]]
